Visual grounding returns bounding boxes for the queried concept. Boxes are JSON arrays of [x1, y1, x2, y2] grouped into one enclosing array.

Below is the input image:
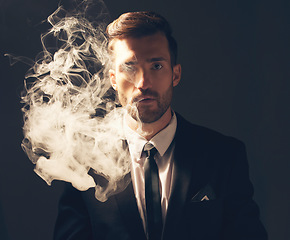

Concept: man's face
[[109, 32, 181, 123]]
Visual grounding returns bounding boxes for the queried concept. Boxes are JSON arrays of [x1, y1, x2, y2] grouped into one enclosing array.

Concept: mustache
[[131, 89, 159, 103]]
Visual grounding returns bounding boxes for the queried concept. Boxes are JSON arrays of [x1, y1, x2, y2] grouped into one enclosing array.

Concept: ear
[[172, 64, 181, 87], [109, 69, 117, 90]]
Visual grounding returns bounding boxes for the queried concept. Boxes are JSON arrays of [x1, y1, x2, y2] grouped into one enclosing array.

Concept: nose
[[135, 70, 152, 90]]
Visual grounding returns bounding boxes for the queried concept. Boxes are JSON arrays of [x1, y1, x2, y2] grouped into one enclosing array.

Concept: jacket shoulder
[[175, 112, 245, 150]]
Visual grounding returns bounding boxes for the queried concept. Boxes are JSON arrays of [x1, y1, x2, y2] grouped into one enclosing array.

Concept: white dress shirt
[[124, 113, 177, 232]]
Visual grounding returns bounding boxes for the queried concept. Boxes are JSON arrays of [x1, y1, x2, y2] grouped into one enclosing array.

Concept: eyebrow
[[147, 57, 167, 62], [124, 61, 137, 66], [123, 57, 167, 66]]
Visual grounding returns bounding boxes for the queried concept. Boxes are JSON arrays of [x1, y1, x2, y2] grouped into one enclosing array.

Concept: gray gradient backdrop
[[0, 0, 289, 239]]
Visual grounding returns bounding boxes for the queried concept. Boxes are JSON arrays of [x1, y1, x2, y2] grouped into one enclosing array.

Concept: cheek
[[117, 76, 134, 92], [154, 72, 173, 89], [115, 75, 135, 104]]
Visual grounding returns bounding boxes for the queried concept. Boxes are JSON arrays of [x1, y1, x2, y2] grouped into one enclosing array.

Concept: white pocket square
[[191, 184, 216, 202], [200, 195, 210, 201]]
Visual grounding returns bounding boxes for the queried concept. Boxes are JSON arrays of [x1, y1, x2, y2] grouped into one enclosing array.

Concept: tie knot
[[143, 143, 158, 158], [143, 143, 154, 151]]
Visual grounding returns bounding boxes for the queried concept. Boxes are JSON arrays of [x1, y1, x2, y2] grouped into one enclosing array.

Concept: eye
[[125, 65, 136, 72], [120, 63, 136, 73], [152, 63, 163, 70]]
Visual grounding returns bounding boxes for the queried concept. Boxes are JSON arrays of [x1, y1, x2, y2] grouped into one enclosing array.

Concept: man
[[54, 11, 267, 240]]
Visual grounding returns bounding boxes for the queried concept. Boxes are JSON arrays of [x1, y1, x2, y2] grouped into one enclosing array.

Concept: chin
[[134, 110, 165, 124]]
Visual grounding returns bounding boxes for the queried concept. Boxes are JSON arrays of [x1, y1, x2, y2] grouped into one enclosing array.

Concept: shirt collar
[[124, 112, 177, 161]]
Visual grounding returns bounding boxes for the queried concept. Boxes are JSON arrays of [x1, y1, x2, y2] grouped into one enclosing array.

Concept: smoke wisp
[[19, 1, 131, 202]]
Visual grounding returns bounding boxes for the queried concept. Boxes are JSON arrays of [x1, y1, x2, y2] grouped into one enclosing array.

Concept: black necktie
[[144, 143, 163, 240]]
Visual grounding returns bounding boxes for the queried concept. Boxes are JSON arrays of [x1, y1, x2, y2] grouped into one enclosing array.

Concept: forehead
[[111, 33, 170, 64]]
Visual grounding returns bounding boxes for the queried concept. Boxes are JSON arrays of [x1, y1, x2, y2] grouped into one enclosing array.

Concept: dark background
[[0, 0, 289, 239]]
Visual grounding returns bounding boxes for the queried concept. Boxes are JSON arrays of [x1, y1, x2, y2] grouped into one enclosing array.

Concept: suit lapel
[[162, 114, 209, 239], [115, 181, 147, 240], [115, 114, 210, 240]]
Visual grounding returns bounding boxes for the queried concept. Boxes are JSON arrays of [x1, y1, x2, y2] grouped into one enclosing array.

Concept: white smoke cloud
[[19, 1, 131, 202]]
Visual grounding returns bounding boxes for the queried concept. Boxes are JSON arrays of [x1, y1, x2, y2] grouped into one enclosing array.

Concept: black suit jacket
[[54, 113, 267, 240]]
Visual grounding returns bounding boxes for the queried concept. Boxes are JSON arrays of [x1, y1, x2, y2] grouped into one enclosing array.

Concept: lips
[[139, 97, 155, 102], [134, 96, 156, 104]]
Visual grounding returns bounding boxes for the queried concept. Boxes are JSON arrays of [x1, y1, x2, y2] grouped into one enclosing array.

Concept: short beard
[[119, 86, 173, 124]]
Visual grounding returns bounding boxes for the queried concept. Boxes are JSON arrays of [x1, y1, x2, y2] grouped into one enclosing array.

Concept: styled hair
[[106, 11, 178, 66]]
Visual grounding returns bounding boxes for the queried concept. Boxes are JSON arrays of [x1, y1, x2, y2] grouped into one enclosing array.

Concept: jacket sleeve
[[53, 183, 93, 240], [222, 140, 268, 240]]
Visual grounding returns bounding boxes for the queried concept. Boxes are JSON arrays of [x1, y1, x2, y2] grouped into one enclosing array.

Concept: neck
[[126, 107, 173, 141]]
